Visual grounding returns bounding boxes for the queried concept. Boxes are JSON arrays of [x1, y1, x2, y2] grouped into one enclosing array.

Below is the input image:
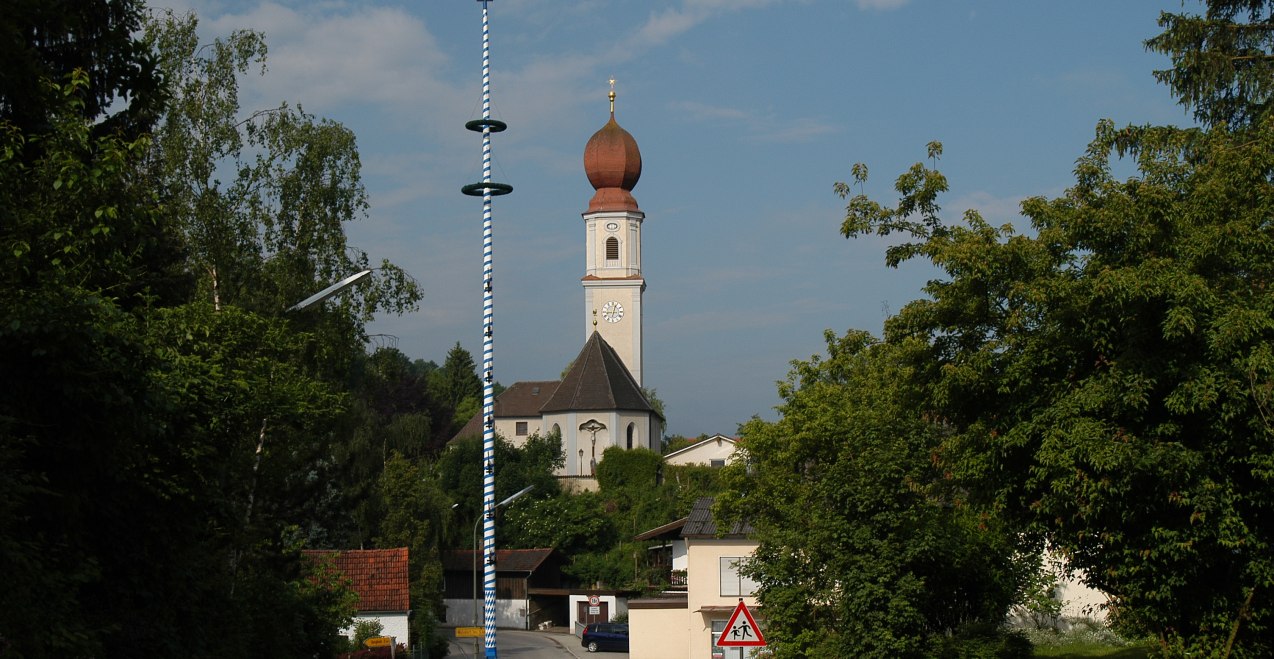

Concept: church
[[454, 87, 663, 482]]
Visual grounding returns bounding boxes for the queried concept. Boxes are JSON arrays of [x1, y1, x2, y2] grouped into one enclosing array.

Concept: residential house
[[628, 498, 763, 659], [664, 434, 737, 468], [304, 548, 410, 646], [441, 548, 571, 630]]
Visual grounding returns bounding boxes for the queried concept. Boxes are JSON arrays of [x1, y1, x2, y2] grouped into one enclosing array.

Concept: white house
[[629, 498, 763, 659], [664, 434, 738, 468], [304, 548, 411, 647]]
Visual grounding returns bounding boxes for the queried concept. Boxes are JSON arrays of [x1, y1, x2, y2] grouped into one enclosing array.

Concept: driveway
[[446, 629, 629, 659]]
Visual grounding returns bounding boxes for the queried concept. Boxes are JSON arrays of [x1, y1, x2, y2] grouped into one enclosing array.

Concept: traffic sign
[[588, 595, 600, 606], [455, 627, 484, 638], [365, 636, 392, 648], [716, 600, 765, 647]]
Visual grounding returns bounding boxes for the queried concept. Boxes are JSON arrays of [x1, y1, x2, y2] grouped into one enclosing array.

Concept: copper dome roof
[[583, 114, 642, 212]]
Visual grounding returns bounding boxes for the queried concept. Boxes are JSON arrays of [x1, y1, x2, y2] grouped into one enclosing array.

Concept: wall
[[340, 613, 410, 648], [568, 594, 627, 632], [440, 597, 531, 630], [686, 538, 761, 659], [629, 603, 688, 659]]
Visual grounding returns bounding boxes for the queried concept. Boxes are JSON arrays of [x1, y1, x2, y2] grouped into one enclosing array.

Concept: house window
[[605, 237, 619, 263], [515, 421, 528, 436], [711, 459, 726, 469], [710, 620, 760, 659], [720, 557, 759, 597]]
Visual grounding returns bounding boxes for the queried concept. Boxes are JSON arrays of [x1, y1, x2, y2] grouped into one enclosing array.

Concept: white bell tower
[[581, 81, 645, 385]]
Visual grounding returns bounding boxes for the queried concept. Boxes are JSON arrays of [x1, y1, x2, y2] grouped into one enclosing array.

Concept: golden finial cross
[[609, 77, 616, 115]]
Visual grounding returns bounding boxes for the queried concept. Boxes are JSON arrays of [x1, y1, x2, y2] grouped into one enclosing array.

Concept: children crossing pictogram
[[716, 600, 766, 647]]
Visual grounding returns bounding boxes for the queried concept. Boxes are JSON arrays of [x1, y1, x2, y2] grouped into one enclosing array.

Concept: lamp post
[[472, 485, 533, 656], [233, 269, 373, 596], [245, 269, 374, 527]]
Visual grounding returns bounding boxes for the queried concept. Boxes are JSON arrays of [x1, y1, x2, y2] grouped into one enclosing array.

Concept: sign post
[[716, 600, 766, 649]]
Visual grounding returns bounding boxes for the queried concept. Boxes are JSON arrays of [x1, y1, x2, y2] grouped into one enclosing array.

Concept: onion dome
[[583, 86, 642, 212]]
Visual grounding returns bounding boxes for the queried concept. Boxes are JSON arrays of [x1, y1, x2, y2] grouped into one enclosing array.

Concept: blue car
[[581, 622, 629, 653]]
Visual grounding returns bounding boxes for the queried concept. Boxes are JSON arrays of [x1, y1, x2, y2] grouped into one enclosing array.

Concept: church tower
[[581, 82, 645, 385]]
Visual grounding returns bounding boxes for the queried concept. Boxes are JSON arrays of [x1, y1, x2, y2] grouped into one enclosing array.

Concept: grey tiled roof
[[682, 497, 753, 538], [539, 332, 657, 414], [451, 380, 561, 441]]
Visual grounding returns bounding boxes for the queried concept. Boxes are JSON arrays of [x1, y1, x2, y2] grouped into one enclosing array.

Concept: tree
[[839, 122, 1274, 654], [377, 453, 453, 657], [718, 331, 1029, 658], [142, 9, 419, 329], [430, 342, 483, 434], [0, 0, 164, 141], [0, 70, 204, 658], [1147, 0, 1274, 129]]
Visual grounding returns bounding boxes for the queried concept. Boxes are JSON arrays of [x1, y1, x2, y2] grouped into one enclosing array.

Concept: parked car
[[581, 622, 629, 653]]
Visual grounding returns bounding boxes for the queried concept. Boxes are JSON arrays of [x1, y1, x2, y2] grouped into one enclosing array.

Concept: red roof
[[305, 548, 410, 612]]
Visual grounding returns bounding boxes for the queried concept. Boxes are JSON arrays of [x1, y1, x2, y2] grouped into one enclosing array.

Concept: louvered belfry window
[[605, 236, 620, 263]]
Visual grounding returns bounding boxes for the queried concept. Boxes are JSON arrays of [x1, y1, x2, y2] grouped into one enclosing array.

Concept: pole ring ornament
[[465, 118, 508, 133], [462, 182, 513, 196]]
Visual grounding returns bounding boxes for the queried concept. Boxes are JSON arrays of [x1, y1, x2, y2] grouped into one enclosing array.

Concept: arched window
[[626, 423, 636, 450], [605, 237, 620, 263]]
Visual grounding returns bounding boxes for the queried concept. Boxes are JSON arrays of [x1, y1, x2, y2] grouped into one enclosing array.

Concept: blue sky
[[154, 0, 1200, 437]]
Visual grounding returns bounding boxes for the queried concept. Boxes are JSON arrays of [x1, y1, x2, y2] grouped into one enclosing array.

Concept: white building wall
[[340, 612, 409, 647], [441, 597, 533, 630]]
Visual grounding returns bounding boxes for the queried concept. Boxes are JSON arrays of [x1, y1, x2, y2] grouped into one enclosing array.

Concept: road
[[445, 629, 629, 659]]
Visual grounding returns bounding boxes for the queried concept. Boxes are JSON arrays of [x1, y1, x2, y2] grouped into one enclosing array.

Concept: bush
[[933, 623, 1032, 659]]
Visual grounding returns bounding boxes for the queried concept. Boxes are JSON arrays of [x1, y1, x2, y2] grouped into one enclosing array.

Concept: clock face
[[601, 300, 624, 323]]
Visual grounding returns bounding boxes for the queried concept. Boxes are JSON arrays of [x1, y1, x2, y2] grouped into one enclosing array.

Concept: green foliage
[[838, 122, 1274, 654], [143, 9, 420, 324], [430, 341, 483, 435], [437, 431, 563, 537], [718, 332, 1027, 658], [352, 618, 384, 649], [0, 0, 164, 140], [1017, 567, 1066, 631], [0, 10, 420, 655], [503, 491, 618, 564], [376, 453, 452, 656], [596, 446, 662, 490], [1147, 1, 1274, 129]]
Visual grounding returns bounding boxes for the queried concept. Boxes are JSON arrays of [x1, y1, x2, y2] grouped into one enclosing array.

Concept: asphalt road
[[445, 629, 629, 659]]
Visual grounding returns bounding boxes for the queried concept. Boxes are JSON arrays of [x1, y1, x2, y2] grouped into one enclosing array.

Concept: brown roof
[[583, 113, 642, 213], [452, 380, 562, 441], [304, 548, 409, 612], [442, 548, 557, 574], [634, 517, 689, 542], [682, 497, 753, 539], [539, 332, 657, 415]]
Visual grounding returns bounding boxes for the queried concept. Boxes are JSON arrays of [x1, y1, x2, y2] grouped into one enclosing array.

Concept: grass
[[1024, 621, 1154, 658], [1032, 644, 1152, 658]]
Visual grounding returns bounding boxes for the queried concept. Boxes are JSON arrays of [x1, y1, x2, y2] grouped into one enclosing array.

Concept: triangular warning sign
[[716, 600, 766, 647]]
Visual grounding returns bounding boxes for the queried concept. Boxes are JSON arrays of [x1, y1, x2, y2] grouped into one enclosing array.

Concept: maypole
[[460, 1, 511, 657]]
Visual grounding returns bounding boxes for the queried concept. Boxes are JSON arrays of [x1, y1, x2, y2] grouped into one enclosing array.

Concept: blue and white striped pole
[[461, 2, 511, 657]]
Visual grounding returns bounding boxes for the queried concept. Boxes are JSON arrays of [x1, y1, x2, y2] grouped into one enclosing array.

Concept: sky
[[152, 0, 1202, 437]]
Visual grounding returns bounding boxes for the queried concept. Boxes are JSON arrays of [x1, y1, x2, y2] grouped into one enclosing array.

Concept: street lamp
[[233, 269, 373, 596], [286, 269, 372, 312], [472, 484, 535, 653], [244, 269, 374, 527]]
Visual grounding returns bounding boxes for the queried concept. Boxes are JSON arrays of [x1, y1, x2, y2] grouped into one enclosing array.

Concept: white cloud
[[670, 100, 838, 143], [856, 0, 910, 10]]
